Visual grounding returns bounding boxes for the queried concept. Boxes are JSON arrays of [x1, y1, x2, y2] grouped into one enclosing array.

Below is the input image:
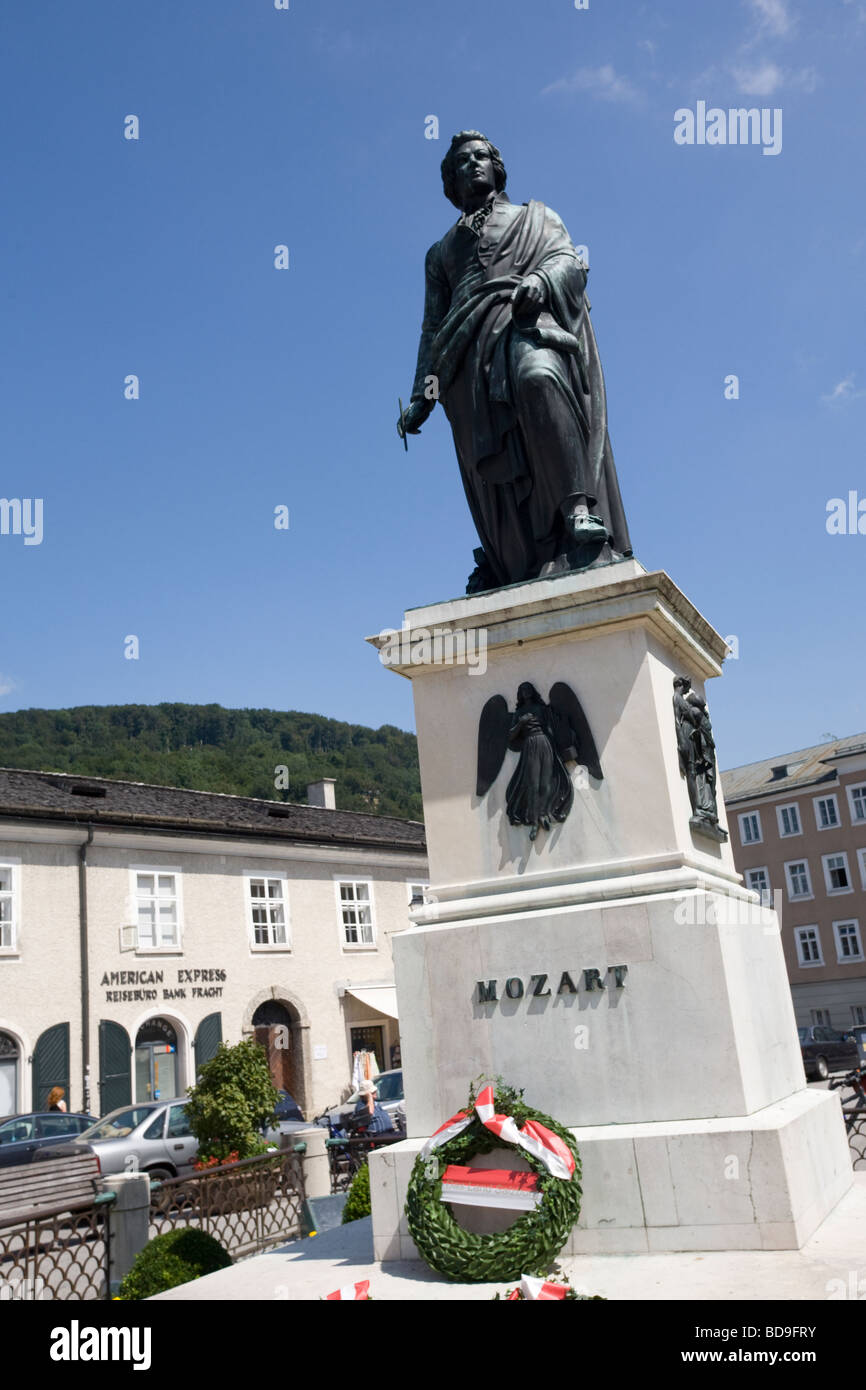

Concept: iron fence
[[0, 1199, 111, 1301], [149, 1148, 305, 1258]]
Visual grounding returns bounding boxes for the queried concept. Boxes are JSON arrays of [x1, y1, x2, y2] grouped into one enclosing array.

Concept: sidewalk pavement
[[154, 1171, 866, 1301]]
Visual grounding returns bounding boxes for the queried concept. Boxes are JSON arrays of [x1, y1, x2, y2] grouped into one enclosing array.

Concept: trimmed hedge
[[341, 1162, 371, 1223], [116, 1229, 232, 1300]]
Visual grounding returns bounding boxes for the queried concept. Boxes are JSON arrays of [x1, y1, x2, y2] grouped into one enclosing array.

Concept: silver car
[[34, 1099, 198, 1179]]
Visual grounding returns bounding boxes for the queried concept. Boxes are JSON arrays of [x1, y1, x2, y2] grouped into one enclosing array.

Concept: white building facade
[[0, 770, 427, 1119]]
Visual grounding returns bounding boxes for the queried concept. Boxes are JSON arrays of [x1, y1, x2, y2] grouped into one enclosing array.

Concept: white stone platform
[[153, 1171, 866, 1301], [369, 1089, 852, 1262]]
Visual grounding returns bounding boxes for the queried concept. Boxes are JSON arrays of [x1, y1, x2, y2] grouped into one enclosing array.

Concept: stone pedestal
[[366, 560, 853, 1257]]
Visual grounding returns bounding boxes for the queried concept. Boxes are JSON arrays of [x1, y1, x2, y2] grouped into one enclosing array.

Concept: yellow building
[[0, 770, 427, 1119]]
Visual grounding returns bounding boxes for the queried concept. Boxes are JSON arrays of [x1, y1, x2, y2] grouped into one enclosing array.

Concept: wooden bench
[[0, 1153, 114, 1227]]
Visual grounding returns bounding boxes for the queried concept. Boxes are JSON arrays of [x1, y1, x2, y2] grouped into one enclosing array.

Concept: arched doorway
[[134, 1018, 179, 1102], [0, 1032, 20, 1114], [252, 1000, 305, 1112]]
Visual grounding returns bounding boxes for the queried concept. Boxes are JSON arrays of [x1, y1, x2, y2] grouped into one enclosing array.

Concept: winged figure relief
[[476, 681, 602, 840]]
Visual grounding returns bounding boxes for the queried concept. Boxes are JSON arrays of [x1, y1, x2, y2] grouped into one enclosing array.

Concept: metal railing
[[149, 1148, 306, 1259], [0, 1193, 114, 1301]]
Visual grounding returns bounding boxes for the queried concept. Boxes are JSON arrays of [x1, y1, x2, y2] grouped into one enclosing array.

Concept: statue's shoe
[[564, 512, 610, 545]]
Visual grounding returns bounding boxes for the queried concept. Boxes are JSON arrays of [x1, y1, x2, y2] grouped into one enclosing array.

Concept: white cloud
[[0, 675, 15, 697], [731, 61, 784, 95], [542, 65, 642, 105], [821, 374, 866, 404], [746, 0, 794, 37]]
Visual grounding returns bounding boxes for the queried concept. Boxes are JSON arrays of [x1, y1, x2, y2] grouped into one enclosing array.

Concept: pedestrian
[[353, 1079, 394, 1134], [46, 1086, 67, 1113]]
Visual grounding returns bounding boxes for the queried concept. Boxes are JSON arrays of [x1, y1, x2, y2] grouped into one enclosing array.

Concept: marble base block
[[369, 1088, 852, 1260]]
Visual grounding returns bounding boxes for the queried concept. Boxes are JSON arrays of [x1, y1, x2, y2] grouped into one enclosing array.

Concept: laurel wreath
[[405, 1081, 582, 1284]]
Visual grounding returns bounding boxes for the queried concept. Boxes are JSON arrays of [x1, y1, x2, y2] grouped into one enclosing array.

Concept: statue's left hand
[[511, 276, 546, 323]]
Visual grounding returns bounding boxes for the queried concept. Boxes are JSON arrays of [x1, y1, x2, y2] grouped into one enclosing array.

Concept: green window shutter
[[33, 1023, 70, 1111], [194, 1012, 223, 1074], [98, 1020, 132, 1115]]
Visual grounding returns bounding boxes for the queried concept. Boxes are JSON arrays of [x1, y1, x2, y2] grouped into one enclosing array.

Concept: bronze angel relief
[[476, 681, 602, 840]]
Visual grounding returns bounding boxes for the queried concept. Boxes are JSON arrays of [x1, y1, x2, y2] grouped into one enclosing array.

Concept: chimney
[[307, 778, 336, 810]]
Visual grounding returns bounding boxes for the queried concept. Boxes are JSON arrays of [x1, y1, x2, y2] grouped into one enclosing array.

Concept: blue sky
[[1, 0, 864, 769]]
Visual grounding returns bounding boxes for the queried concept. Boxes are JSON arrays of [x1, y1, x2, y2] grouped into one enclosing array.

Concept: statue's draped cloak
[[412, 197, 631, 586]]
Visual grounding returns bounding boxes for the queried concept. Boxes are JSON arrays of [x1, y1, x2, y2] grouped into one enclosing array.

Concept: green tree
[[185, 1039, 280, 1164]]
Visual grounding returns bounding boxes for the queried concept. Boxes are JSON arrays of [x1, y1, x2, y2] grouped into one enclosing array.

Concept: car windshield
[[797, 1028, 808, 1042], [374, 1072, 403, 1103], [80, 1107, 156, 1141]]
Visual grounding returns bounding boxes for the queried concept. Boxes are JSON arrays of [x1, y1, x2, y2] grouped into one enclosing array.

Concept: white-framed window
[[810, 1007, 831, 1026], [738, 812, 762, 846], [336, 879, 376, 948], [776, 803, 801, 838], [796, 927, 823, 967], [407, 881, 429, 906], [822, 852, 852, 895], [847, 784, 866, 826], [745, 867, 772, 907], [245, 872, 290, 949], [833, 919, 864, 963], [131, 868, 182, 950], [0, 861, 20, 952], [852, 1005, 866, 1026], [858, 848, 866, 892], [814, 795, 840, 831], [785, 860, 813, 901]]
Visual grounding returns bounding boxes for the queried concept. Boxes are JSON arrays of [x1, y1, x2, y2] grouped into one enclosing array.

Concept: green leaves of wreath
[[405, 1080, 582, 1284]]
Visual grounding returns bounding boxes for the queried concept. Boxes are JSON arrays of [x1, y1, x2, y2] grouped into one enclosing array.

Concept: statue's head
[[673, 676, 692, 694], [441, 131, 507, 210], [517, 681, 541, 706]]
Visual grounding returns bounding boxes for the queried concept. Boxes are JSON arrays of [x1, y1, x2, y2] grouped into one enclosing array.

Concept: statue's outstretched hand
[[397, 398, 433, 440]]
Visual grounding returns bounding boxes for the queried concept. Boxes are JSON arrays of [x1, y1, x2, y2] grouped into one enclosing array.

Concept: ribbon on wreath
[[419, 1084, 575, 1182], [518, 1274, 569, 1300], [325, 1280, 371, 1301]]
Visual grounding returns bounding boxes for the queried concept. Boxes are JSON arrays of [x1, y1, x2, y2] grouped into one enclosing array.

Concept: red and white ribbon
[[420, 1085, 575, 1182], [325, 1279, 371, 1301], [519, 1274, 568, 1300]]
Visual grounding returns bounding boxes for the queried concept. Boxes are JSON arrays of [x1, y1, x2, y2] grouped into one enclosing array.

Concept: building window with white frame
[[745, 867, 772, 907], [796, 927, 823, 967], [848, 784, 866, 826], [134, 871, 181, 949], [814, 795, 840, 831], [810, 1007, 831, 1026], [738, 812, 762, 846], [785, 860, 812, 901], [833, 920, 864, 963], [0, 865, 16, 951], [776, 803, 801, 837], [858, 848, 866, 892], [338, 880, 375, 947], [247, 874, 289, 948], [407, 881, 429, 906], [823, 852, 852, 894]]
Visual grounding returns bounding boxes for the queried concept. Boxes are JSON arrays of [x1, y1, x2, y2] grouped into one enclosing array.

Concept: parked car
[[849, 1025, 866, 1067], [0, 1112, 96, 1168], [318, 1069, 404, 1129], [33, 1099, 198, 1179], [799, 1026, 860, 1080], [262, 1089, 311, 1146]]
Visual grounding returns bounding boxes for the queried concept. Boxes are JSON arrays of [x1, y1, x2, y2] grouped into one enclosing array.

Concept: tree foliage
[[0, 702, 422, 819], [185, 1039, 280, 1164]]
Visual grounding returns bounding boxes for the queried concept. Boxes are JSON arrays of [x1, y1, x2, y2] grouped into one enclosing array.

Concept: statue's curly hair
[[440, 131, 507, 209]]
